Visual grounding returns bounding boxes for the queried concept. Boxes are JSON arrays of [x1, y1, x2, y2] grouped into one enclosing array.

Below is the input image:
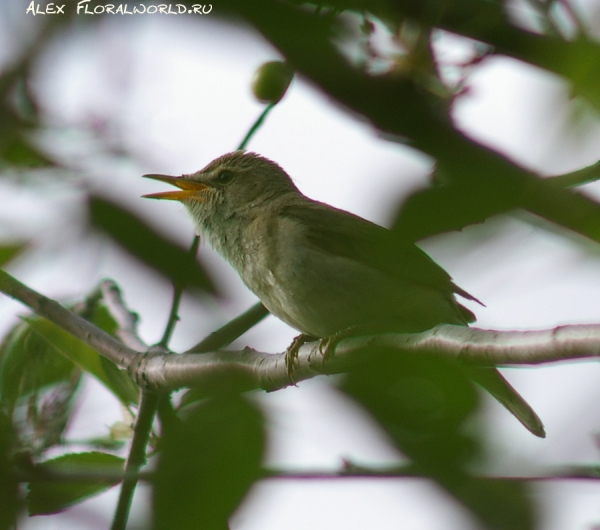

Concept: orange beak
[[142, 174, 209, 201]]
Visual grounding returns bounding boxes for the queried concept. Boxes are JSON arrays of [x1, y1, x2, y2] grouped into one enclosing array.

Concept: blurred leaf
[[454, 478, 536, 530], [0, 244, 25, 267], [354, 0, 600, 112], [27, 452, 124, 515], [0, 319, 80, 408], [154, 395, 265, 530], [10, 77, 40, 124], [0, 318, 82, 454], [0, 133, 53, 169], [89, 304, 119, 337], [88, 196, 217, 295], [392, 179, 513, 241], [340, 350, 479, 465], [25, 317, 138, 405], [0, 411, 20, 529], [339, 349, 536, 530]]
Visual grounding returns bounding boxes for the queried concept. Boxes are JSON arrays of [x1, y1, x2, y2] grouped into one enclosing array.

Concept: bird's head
[[143, 151, 298, 226]]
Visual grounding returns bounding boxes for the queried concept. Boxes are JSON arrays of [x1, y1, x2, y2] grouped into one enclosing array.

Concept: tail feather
[[467, 367, 546, 438]]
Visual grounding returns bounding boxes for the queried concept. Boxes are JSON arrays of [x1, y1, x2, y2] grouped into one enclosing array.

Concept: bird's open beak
[[142, 174, 209, 201]]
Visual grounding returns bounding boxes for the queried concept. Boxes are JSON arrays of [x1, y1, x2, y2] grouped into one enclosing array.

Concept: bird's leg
[[285, 333, 319, 381]]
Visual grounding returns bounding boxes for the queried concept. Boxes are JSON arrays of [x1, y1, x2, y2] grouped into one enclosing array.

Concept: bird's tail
[[467, 367, 546, 438]]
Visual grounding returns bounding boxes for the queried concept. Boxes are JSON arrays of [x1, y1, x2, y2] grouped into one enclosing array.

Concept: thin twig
[[237, 103, 276, 151], [111, 391, 159, 530], [546, 159, 600, 188], [159, 236, 200, 348], [185, 302, 269, 353], [18, 462, 600, 483]]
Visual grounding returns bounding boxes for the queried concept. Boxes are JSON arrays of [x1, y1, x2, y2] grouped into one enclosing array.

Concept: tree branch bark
[[2, 269, 600, 394]]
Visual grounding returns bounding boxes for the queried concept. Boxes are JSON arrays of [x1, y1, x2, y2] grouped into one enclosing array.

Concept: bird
[[143, 150, 545, 438]]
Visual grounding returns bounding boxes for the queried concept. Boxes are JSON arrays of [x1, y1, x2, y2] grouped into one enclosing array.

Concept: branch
[[18, 462, 600, 483], [2, 269, 600, 393], [0, 269, 139, 369], [111, 391, 159, 530], [185, 302, 269, 353]]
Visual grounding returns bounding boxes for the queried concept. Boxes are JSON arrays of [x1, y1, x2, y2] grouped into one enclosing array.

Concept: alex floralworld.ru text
[[26, 1, 213, 15]]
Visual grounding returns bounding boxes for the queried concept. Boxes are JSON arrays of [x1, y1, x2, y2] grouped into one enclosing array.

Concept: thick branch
[[2, 269, 600, 393], [136, 324, 600, 391]]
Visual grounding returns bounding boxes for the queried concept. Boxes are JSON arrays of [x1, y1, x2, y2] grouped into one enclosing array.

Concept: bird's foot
[[319, 326, 359, 361], [285, 334, 318, 382]]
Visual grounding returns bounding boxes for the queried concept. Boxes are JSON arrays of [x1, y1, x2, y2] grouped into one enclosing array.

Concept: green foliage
[[0, 412, 20, 529], [222, 0, 600, 243], [154, 395, 265, 530], [0, 54, 55, 169], [23, 317, 138, 406], [0, 244, 25, 267], [340, 350, 536, 530], [0, 318, 82, 454], [27, 452, 125, 515]]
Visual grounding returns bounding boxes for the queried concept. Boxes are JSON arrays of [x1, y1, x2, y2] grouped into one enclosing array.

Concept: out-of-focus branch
[[3, 269, 600, 393], [18, 461, 600, 483]]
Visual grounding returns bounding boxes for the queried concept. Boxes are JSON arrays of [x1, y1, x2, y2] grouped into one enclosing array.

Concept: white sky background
[[3, 1, 600, 529]]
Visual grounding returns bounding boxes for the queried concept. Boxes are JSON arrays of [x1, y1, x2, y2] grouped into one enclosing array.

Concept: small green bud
[[251, 61, 294, 104]]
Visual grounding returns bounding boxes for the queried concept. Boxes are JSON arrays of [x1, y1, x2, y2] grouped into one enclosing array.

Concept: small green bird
[[143, 151, 545, 438]]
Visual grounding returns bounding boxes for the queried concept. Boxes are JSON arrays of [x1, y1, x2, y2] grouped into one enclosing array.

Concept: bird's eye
[[216, 170, 234, 185]]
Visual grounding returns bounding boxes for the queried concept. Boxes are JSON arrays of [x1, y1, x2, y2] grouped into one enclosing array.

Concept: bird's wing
[[280, 199, 480, 305]]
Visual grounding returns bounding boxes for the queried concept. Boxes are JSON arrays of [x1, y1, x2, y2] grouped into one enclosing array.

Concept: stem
[[109, 241, 202, 529], [237, 103, 276, 150], [158, 236, 200, 348], [186, 302, 269, 353], [111, 391, 160, 530]]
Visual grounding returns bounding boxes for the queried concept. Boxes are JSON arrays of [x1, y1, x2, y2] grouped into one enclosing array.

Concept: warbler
[[143, 151, 545, 437]]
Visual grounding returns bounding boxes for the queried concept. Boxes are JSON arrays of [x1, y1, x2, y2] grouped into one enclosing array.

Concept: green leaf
[[89, 304, 119, 337], [0, 318, 82, 453], [0, 320, 79, 407], [25, 318, 138, 405], [27, 452, 124, 515], [0, 411, 21, 528], [88, 196, 217, 294], [154, 395, 265, 530], [0, 244, 25, 267]]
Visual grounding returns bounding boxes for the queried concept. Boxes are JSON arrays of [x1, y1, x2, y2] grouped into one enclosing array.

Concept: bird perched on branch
[[143, 151, 545, 438]]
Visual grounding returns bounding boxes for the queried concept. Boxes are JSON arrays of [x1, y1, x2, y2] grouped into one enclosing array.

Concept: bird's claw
[[319, 326, 357, 361], [285, 334, 317, 382]]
